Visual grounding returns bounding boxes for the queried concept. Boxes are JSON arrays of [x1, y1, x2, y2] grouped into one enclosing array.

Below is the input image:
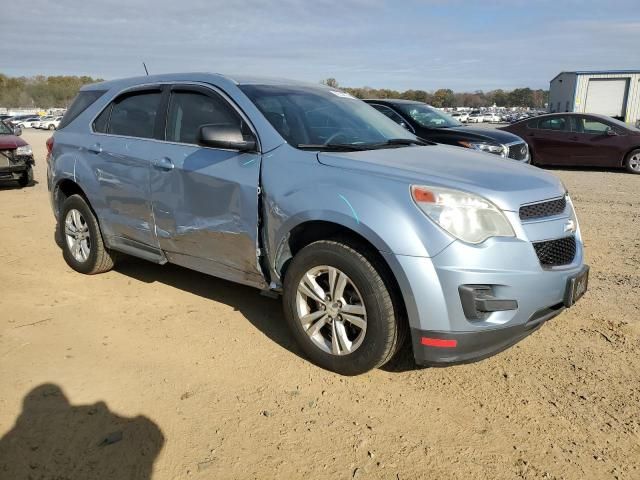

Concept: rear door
[[89, 88, 163, 249], [526, 116, 574, 165], [149, 84, 264, 285], [569, 115, 625, 166]]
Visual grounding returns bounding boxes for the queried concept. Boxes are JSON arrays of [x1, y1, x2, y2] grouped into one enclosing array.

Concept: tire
[[624, 149, 640, 174], [59, 194, 115, 274], [283, 239, 405, 375], [48, 124, 55, 130], [17, 166, 33, 188]]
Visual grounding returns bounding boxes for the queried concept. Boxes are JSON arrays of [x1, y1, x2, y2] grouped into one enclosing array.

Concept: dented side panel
[[150, 142, 265, 287]]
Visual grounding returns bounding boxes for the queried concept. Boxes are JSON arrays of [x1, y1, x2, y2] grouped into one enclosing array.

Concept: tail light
[[46, 136, 54, 163]]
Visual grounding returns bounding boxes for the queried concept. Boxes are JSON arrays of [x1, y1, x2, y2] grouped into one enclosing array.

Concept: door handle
[[152, 157, 174, 171], [87, 143, 102, 154]]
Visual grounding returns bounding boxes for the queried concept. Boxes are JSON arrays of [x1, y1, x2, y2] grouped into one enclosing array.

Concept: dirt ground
[[1, 129, 639, 480]]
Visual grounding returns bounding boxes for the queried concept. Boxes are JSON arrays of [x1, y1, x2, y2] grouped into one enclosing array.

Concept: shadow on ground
[[115, 258, 302, 360], [0, 384, 164, 479]]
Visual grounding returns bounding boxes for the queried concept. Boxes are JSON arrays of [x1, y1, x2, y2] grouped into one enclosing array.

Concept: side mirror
[[605, 127, 617, 136], [198, 124, 256, 152], [13, 126, 22, 136], [399, 122, 409, 131]]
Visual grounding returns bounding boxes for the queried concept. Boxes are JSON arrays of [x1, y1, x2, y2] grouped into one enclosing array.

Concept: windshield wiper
[[296, 143, 370, 151], [368, 138, 432, 148]]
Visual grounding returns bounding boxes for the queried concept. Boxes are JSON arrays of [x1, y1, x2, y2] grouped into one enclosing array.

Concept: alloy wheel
[[629, 153, 640, 172], [295, 265, 367, 356], [64, 209, 91, 262]]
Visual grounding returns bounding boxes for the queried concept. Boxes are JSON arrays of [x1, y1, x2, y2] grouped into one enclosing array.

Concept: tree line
[[0, 73, 103, 109], [322, 78, 548, 108], [0, 73, 548, 109]]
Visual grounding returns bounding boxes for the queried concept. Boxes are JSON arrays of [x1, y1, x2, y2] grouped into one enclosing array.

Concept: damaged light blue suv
[[47, 73, 588, 375]]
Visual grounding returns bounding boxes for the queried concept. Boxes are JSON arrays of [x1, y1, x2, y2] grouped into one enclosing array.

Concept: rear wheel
[[624, 149, 640, 174], [60, 194, 115, 274], [283, 239, 404, 375], [48, 124, 55, 130]]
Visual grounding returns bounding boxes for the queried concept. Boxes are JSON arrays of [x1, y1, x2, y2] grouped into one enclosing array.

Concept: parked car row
[[10, 115, 62, 130]]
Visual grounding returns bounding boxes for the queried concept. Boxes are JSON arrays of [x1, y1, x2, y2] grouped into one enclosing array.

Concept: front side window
[[0, 121, 11, 135], [395, 104, 461, 129], [240, 84, 415, 148], [573, 117, 612, 135], [107, 91, 162, 139], [538, 117, 567, 131], [165, 90, 244, 144]]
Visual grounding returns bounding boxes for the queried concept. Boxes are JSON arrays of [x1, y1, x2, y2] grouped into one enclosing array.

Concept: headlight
[[411, 185, 515, 244], [459, 141, 506, 157], [16, 145, 32, 155]]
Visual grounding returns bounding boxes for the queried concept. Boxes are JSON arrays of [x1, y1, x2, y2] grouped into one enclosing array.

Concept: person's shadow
[[0, 384, 164, 479]]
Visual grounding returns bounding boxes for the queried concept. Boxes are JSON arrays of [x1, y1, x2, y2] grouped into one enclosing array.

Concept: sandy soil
[[1, 129, 639, 479]]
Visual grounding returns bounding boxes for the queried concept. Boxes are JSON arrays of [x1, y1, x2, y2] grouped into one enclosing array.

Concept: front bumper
[[383, 226, 586, 366], [0, 156, 33, 181], [412, 302, 564, 366]]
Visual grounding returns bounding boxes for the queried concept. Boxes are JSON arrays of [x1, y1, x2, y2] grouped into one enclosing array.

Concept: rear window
[[58, 90, 106, 130]]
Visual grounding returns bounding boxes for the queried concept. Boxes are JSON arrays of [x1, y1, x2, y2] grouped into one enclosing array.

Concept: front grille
[[519, 197, 566, 220], [533, 236, 576, 267], [507, 142, 528, 161]]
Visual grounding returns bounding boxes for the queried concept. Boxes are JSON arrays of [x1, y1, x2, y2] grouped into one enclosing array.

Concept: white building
[[549, 70, 640, 125]]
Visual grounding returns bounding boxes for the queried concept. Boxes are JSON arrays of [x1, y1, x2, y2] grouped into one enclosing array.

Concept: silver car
[[47, 73, 588, 375]]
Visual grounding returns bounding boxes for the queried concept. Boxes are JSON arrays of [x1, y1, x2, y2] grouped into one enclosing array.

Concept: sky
[[1, 0, 639, 91]]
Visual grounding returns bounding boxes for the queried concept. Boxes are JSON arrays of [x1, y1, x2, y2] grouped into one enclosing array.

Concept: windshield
[[240, 84, 417, 149], [606, 116, 640, 132], [396, 104, 461, 129], [0, 121, 12, 135]]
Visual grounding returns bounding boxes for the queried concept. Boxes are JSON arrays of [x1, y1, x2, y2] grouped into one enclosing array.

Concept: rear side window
[[107, 91, 162, 139], [59, 90, 106, 130], [370, 104, 407, 126], [538, 117, 567, 131], [165, 90, 245, 144]]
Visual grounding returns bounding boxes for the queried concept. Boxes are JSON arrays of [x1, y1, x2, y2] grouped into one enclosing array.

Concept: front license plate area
[[564, 266, 589, 307]]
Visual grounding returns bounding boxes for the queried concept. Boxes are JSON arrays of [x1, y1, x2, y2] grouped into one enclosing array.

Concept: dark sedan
[[364, 99, 530, 162], [500, 112, 640, 174]]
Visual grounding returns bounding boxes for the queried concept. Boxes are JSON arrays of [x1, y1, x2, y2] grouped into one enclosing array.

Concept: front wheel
[[17, 166, 33, 187], [624, 149, 640, 174], [59, 194, 116, 274], [283, 240, 404, 375], [48, 124, 55, 130]]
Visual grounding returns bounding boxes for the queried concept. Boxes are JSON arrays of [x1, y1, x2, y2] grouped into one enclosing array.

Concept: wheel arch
[[273, 218, 413, 332], [622, 146, 640, 167], [53, 178, 89, 218]]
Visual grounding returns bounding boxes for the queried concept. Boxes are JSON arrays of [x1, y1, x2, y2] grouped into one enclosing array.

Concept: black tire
[[59, 194, 115, 274], [283, 239, 405, 375], [624, 149, 640, 174], [48, 124, 55, 130], [17, 166, 33, 188]]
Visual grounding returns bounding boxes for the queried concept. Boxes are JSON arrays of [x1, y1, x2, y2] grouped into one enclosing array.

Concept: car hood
[[440, 126, 523, 144], [0, 134, 27, 150], [317, 144, 565, 212]]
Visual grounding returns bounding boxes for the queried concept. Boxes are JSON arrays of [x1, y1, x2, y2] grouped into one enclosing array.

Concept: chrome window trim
[[89, 81, 263, 153]]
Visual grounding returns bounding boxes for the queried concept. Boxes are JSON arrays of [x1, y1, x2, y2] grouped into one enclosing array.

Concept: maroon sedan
[[500, 113, 640, 174]]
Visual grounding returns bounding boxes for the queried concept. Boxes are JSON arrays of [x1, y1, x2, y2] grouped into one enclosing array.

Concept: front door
[[569, 116, 625, 167], [149, 85, 264, 285]]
